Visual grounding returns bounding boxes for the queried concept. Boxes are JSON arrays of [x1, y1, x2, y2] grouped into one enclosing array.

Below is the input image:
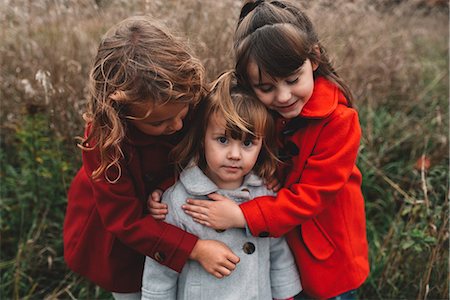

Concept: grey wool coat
[[141, 165, 301, 300]]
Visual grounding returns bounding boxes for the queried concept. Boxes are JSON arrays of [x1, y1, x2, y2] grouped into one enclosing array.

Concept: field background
[[1, 0, 448, 299]]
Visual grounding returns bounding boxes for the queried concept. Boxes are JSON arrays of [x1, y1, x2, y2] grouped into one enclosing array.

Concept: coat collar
[[179, 165, 263, 202], [299, 76, 347, 119], [274, 77, 349, 139]]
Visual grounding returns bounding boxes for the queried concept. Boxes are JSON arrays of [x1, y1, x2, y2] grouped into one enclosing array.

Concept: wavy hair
[[172, 70, 278, 182], [234, 0, 354, 105], [79, 16, 205, 183]]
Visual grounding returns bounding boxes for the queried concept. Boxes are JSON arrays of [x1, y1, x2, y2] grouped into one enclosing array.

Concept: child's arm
[[82, 149, 238, 277], [182, 109, 362, 236], [241, 109, 362, 237]]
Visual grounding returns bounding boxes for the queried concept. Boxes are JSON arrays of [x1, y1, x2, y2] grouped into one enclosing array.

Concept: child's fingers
[[211, 271, 224, 279], [182, 204, 209, 218], [221, 259, 237, 271], [186, 198, 211, 207], [151, 189, 163, 202], [148, 200, 167, 210], [193, 218, 210, 227], [150, 207, 168, 215], [146, 189, 165, 212], [271, 182, 281, 192], [226, 253, 240, 264], [216, 266, 232, 277], [265, 178, 281, 191]]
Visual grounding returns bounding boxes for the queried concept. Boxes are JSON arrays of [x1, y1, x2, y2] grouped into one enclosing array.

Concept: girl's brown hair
[[234, 0, 354, 105], [80, 16, 205, 182], [172, 70, 277, 182]]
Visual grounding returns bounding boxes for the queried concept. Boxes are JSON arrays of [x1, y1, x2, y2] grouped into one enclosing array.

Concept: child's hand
[[182, 193, 246, 230], [266, 177, 281, 192], [147, 189, 168, 220], [190, 239, 240, 278]]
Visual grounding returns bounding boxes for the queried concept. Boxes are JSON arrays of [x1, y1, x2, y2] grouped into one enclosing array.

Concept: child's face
[[203, 113, 262, 190], [247, 58, 316, 119], [128, 102, 189, 136]]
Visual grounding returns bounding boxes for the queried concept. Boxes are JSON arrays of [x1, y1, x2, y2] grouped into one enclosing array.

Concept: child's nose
[[169, 117, 183, 131], [276, 85, 291, 103], [227, 144, 241, 160]]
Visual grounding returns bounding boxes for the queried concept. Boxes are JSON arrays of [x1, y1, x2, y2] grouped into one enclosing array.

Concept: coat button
[[243, 242, 256, 254], [154, 251, 166, 262], [258, 231, 269, 237]]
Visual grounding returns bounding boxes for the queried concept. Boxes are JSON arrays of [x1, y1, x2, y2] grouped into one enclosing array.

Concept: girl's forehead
[[247, 60, 271, 84], [247, 59, 306, 83], [208, 111, 226, 128]]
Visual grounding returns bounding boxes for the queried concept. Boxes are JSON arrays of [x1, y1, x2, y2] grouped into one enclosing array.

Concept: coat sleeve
[[141, 188, 184, 299], [269, 236, 302, 299], [83, 147, 198, 272], [240, 108, 361, 237]]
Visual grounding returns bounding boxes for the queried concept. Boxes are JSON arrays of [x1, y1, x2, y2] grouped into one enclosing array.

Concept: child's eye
[[148, 121, 164, 127], [286, 77, 299, 85], [217, 136, 228, 144], [242, 139, 253, 147], [258, 85, 274, 93]]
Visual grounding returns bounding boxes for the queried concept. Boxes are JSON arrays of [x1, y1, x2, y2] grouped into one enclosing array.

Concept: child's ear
[[312, 61, 319, 71], [311, 44, 321, 71]]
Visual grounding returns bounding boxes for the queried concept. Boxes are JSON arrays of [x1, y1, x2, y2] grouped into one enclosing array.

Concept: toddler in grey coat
[[142, 71, 301, 300], [142, 166, 301, 299]]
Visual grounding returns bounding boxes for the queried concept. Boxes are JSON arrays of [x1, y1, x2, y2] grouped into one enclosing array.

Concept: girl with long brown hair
[[179, 1, 369, 298], [63, 16, 239, 300]]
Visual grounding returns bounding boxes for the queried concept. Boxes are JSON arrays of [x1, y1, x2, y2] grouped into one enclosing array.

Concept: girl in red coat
[[177, 1, 370, 299], [63, 16, 239, 300]]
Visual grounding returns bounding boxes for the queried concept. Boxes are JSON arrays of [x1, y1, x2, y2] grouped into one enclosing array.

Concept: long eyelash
[[287, 78, 299, 84]]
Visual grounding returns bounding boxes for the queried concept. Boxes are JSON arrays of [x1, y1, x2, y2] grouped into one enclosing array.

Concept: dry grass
[[1, 0, 448, 299]]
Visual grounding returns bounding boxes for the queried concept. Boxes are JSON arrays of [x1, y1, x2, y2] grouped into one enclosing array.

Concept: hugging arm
[[182, 193, 247, 230], [182, 110, 361, 237], [147, 188, 240, 279]]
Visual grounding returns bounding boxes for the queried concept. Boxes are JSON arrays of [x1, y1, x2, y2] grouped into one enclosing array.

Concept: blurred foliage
[[0, 0, 448, 299]]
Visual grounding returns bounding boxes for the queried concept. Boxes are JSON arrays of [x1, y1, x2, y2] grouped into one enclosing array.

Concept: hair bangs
[[251, 25, 307, 79], [224, 93, 268, 142]]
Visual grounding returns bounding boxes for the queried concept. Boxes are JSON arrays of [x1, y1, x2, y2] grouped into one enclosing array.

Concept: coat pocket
[[301, 218, 335, 260]]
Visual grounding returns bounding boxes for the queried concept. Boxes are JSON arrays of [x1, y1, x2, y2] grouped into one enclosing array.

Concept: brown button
[[154, 251, 166, 262], [241, 188, 250, 193], [243, 242, 256, 254], [258, 231, 269, 237], [215, 229, 226, 233]]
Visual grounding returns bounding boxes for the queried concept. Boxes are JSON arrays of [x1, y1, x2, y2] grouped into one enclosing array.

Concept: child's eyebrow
[[253, 82, 272, 87]]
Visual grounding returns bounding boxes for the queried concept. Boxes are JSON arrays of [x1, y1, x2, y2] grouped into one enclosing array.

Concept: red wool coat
[[240, 77, 369, 299], [63, 125, 198, 293]]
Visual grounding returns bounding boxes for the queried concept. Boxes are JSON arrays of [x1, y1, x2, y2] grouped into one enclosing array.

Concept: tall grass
[[1, 0, 448, 299]]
